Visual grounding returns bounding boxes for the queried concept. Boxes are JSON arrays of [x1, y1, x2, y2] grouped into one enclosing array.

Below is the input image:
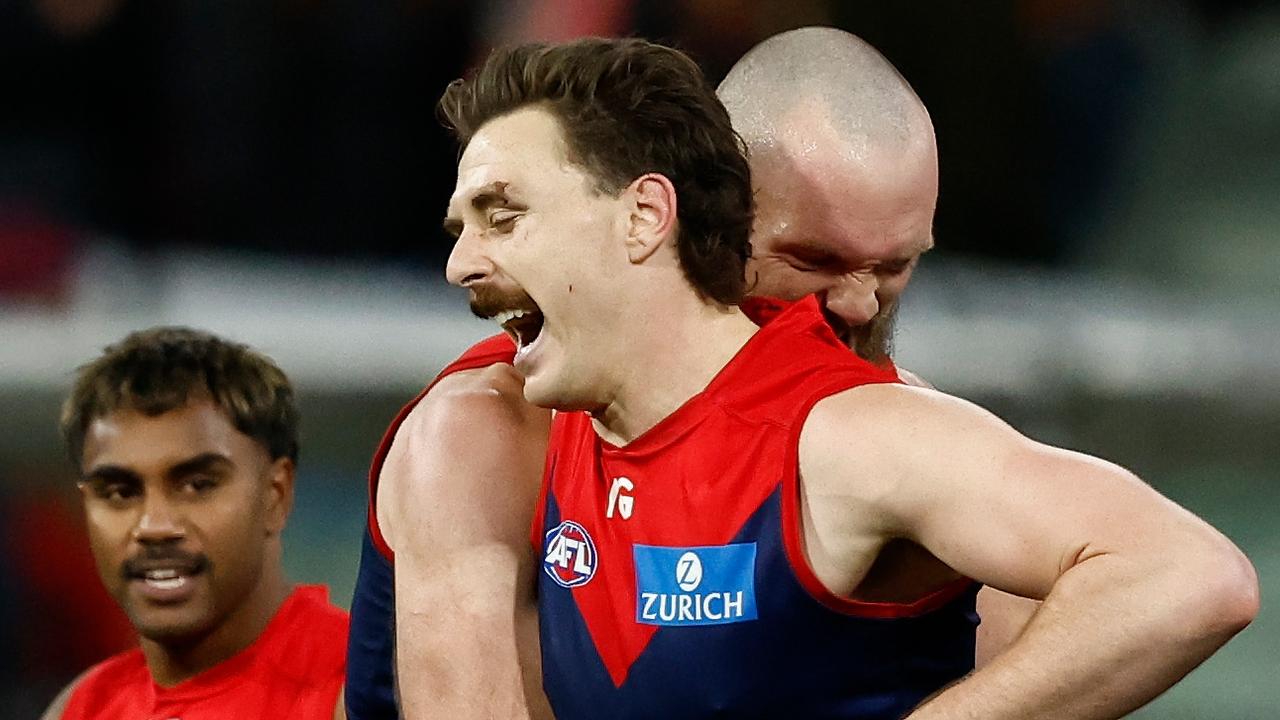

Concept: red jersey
[[533, 296, 978, 719], [62, 585, 349, 720]]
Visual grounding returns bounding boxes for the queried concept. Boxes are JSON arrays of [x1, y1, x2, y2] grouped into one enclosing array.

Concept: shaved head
[[719, 26, 934, 168], [720, 27, 938, 362]]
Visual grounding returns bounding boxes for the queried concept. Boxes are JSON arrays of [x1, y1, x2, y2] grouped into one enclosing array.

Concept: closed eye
[[878, 259, 913, 275], [489, 211, 520, 233], [786, 252, 842, 273]]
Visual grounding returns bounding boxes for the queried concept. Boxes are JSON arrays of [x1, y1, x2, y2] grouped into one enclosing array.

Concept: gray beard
[[848, 303, 897, 364]]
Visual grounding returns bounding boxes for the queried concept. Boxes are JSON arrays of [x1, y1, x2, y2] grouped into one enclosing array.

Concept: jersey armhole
[[366, 334, 518, 563], [366, 388, 430, 562], [779, 379, 975, 619], [529, 416, 559, 554]]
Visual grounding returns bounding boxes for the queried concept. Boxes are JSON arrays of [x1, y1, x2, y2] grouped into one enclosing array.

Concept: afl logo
[[542, 521, 598, 588]]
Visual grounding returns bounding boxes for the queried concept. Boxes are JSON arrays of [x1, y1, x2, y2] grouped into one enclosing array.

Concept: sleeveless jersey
[[345, 334, 517, 720], [533, 296, 978, 720], [61, 585, 348, 719]]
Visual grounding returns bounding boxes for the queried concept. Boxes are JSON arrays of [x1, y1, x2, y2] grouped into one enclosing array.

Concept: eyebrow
[[83, 452, 233, 484], [443, 181, 520, 238], [166, 453, 234, 480]]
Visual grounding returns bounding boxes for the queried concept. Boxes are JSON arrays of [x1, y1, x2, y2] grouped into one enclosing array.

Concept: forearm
[[395, 550, 542, 719], [908, 552, 1256, 719]]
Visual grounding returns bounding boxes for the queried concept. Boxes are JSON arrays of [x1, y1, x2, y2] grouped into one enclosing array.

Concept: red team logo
[[543, 520, 598, 588]]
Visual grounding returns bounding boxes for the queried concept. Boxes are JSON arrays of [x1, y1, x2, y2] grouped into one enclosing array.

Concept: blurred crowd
[[3, 0, 1271, 307], [2, 0, 1278, 716]]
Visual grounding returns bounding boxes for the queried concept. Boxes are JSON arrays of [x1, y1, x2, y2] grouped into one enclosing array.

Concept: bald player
[[443, 36, 1256, 719], [347, 29, 1030, 718], [718, 25, 1040, 667]]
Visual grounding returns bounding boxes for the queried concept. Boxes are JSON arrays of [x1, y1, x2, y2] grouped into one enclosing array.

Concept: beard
[[823, 301, 897, 364]]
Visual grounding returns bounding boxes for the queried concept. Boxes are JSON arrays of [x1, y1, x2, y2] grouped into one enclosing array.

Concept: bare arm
[[974, 584, 1038, 670], [802, 384, 1259, 720], [896, 365, 1041, 669], [379, 365, 553, 720]]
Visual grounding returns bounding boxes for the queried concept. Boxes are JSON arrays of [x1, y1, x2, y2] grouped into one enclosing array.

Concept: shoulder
[[46, 651, 146, 719], [378, 363, 551, 551], [805, 382, 999, 442], [798, 383, 1010, 504], [266, 588, 349, 682], [399, 363, 542, 442]]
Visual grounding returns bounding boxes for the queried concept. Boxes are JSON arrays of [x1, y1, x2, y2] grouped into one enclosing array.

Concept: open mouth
[[125, 556, 208, 600], [493, 306, 545, 351]]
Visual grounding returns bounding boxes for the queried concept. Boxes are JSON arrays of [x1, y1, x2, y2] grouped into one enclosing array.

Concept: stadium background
[[1, 0, 1276, 716]]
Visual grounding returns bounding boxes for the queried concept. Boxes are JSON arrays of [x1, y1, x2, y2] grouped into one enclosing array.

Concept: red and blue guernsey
[[533, 296, 979, 720], [345, 334, 516, 720]]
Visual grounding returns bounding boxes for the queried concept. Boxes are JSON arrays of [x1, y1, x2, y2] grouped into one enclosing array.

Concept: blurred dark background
[[2, 1, 1278, 717]]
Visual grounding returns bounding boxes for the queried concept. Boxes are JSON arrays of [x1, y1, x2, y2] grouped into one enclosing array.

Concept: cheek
[[878, 272, 913, 304], [782, 269, 833, 300], [83, 508, 130, 590], [200, 494, 268, 560]]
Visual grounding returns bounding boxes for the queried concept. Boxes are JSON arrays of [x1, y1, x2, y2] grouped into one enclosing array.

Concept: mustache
[[121, 546, 210, 580], [468, 284, 538, 321]]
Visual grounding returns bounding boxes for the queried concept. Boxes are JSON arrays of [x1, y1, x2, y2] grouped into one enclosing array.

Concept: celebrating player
[[439, 37, 1257, 719]]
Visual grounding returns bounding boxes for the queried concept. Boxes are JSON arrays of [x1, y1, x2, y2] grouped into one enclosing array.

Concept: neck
[[591, 298, 757, 446], [141, 550, 290, 687]]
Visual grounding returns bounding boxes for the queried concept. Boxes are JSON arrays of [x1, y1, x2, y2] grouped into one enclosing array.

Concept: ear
[[624, 173, 678, 264], [262, 456, 296, 537]]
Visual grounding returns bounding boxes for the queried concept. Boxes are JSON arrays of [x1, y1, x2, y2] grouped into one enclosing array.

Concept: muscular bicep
[[380, 368, 552, 717], [806, 384, 1218, 600]]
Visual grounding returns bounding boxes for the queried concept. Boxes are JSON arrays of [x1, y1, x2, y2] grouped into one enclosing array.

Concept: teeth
[[493, 308, 527, 327], [145, 569, 180, 581], [146, 576, 186, 591]]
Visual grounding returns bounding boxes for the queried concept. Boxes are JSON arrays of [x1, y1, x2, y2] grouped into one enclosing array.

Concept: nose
[[445, 230, 493, 288], [132, 495, 185, 543], [822, 272, 880, 328]]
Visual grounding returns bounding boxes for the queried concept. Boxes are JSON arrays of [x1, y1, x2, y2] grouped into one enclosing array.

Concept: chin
[[131, 610, 217, 647]]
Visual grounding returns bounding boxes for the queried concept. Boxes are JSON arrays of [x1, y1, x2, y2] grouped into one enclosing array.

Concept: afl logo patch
[[542, 520, 598, 588]]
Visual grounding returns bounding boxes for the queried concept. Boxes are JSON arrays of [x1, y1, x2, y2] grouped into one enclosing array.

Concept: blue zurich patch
[[634, 543, 758, 626]]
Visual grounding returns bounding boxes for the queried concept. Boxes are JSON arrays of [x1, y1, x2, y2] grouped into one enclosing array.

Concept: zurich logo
[[676, 551, 703, 591], [635, 543, 758, 626], [543, 520, 598, 588]]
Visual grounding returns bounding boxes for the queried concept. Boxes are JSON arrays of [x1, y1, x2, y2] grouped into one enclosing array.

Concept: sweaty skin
[[377, 365, 552, 719], [449, 100, 1258, 720], [723, 27, 1043, 656]]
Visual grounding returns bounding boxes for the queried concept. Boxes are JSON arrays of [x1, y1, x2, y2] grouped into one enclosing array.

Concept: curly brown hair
[[60, 327, 299, 466], [438, 37, 754, 306]]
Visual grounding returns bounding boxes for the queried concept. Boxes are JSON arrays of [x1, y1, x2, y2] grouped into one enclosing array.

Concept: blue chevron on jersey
[[634, 543, 758, 626], [531, 297, 979, 720]]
